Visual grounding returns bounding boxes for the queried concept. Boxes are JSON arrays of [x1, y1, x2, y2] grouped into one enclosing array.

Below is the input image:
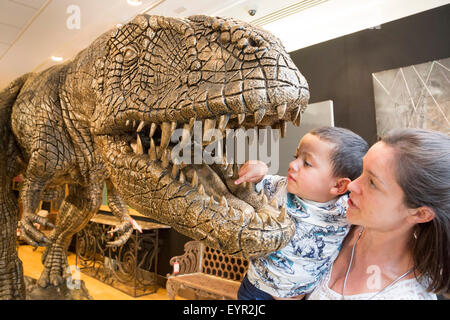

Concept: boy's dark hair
[[309, 126, 368, 180]]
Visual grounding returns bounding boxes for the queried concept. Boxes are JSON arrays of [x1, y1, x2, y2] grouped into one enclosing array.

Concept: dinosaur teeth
[[191, 170, 198, 187], [160, 122, 172, 150], [220, 196, 228, 209], [225, 163, 233, 177], [171, 163, 179, 179], [217, 114, 230, 132], [254, 109, 265, 124], [261, 193, 268, 205], [228, 206, 236, 218], [249, 213, 262, 227], [280, 120, 287, 138], [203, 119, 216, 140], [136, 121, 146, 133], [149, 138, 157, 160], [161, 148, 170, 168], [135, 135, 144, 155], [159, 121, 178, 150], [265, 215, 273, 227], [179, 170, 186, 183], [277, 204, 286, 222], [197, 184, 205, 195], [270, 197, 278, 209], [149, 123, 157, 138], [258, 189, 264, 198], [220, 155, 228, 168], [237, 113, 245, 125], [180, 123, 191, 148], [189, 118, 195, 129], [232, 163, 240, 179], [277, 103, 287, 119], [130, 141, 137, 153], [292, 107, 302, 127], [294, 112, 301, 127]]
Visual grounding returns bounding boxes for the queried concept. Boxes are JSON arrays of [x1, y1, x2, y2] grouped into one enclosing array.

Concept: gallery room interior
[[0, 0, 448, 301]]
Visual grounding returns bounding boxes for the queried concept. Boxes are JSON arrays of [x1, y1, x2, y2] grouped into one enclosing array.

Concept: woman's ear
[[330, 178, 351, 196], [407, 206, 435, 224]]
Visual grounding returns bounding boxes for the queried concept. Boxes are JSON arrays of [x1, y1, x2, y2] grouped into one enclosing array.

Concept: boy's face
[[287, 133, 337, 202]]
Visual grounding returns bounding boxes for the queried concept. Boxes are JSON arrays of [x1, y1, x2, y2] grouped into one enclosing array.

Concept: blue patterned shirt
[[246, 175, 350, 297]]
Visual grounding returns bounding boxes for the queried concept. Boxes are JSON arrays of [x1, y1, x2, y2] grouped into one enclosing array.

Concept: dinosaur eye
[[123, 47, 138, 65]]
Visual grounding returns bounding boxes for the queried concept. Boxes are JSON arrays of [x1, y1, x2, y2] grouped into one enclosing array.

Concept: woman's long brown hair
[[382, 128, 449, 296]]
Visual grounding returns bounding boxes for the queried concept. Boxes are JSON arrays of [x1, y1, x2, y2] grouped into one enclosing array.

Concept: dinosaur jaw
[[92, 80, 309, 137], [97, 110, 302, 258]]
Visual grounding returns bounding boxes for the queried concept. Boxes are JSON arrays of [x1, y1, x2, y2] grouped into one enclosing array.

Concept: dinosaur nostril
[[248, 37, 257, 47]]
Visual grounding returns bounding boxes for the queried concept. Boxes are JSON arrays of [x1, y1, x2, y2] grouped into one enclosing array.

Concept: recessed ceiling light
[[51, 56, 63, 62], [127, 0, 142, 6]]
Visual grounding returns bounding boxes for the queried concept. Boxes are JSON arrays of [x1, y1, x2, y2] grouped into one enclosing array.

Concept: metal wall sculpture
[[372, 57, 450, 136], [0, 14, 309, 299]]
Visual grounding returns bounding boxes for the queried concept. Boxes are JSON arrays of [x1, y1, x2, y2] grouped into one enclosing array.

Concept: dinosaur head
[[94, 14, 310, 258]]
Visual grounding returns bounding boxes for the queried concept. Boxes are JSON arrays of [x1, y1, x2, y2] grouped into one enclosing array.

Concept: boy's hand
[[234, 160, 268, 185]]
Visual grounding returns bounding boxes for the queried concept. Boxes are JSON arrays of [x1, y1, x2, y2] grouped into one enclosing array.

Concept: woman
[[308, 128, 449, 299]]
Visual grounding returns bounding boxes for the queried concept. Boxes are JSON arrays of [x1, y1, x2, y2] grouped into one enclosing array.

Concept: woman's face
[[347, 142, 412, 231]]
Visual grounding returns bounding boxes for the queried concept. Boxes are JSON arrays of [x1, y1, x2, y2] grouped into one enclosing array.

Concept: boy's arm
[[234, 160, 286, 200], [234, 160, 268, 185]]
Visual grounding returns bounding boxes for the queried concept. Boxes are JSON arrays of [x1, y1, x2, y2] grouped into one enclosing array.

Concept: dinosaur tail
[[0, 73, 30, 299]]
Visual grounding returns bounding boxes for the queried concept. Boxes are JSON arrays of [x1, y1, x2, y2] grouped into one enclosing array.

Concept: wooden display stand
[[166, 241, 248, 300]]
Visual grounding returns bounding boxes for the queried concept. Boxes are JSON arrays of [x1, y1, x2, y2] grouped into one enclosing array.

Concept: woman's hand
[[234, 160, 268, 185]]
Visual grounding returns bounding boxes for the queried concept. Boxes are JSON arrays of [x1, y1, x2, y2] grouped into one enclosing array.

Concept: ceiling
[[0, 0, 448, 89]]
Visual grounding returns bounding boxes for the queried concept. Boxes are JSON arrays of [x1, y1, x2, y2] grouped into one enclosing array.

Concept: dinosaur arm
[[105, 179, 140, 247]]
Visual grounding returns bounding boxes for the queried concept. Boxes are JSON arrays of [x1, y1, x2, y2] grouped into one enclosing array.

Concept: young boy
[[235, 126, 369, 299]]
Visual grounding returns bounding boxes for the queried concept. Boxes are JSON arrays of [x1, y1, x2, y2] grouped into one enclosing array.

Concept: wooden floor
[[18, 245, 182, 300]]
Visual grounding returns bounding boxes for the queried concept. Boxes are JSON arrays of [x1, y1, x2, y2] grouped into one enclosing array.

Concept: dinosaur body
[[0, 14, 309, 299]]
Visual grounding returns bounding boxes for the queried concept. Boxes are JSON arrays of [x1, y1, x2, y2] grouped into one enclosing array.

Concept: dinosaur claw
[[107, 218, 137, 247], [106, 228, 133, 247], [19, 215, 52, 247]]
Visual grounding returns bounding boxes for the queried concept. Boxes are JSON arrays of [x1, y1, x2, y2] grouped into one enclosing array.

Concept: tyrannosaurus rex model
[[0, 14, 309, 299]]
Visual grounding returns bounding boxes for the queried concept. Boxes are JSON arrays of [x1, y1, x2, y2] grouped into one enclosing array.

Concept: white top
[[307, 263, 437, 300]]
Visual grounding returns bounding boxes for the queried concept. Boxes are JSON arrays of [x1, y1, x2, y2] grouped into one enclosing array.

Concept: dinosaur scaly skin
[[1, 14, 309, 299]]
